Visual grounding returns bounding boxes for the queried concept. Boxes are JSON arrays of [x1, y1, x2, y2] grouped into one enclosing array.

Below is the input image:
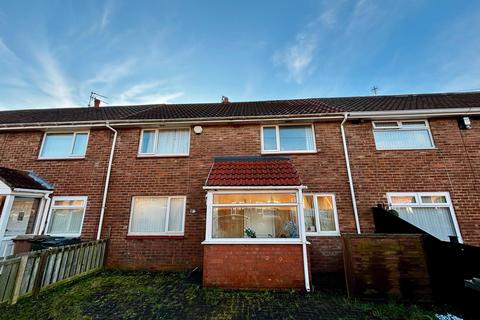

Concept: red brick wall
[[342, 234, 432, 301], [203, 244, 305, 289], [0, 129, 112, 240], [346, 118, 480, 245], [1, 117, 480, 275]]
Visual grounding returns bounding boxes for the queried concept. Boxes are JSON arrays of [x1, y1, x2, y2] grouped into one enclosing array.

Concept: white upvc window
[[386, 192, 462, 242], [45, 196, 87, 237], [303, 194, 339, 236], [205, 190, 303, 244], [39, 131, 89, 159], [261, 124, 316, 154], [128, 196, 186, 236], [138, 128, 190, 156], [372, 120, 434, 150]]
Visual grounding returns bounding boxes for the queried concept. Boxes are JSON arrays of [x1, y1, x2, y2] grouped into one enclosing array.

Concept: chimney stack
[[221, 96, 230, 104], [94, 98, 101, 108]]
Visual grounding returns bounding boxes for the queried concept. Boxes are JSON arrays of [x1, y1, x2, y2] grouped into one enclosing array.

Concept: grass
[[0, 270, 442, 320]]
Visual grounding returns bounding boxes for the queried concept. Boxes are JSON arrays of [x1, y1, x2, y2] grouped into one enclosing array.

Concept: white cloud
[[32, 46, 75, 107], [100, 0, 113, 30], [0, 38, 19, 64], [111, 81, 183, 105], [85, 58, 136, 85], [273, 32, 318, 84], [320, 9, 337, 28]]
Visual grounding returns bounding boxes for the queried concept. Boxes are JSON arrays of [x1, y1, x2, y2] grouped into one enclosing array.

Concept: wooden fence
[[0, 239, 106, 304]]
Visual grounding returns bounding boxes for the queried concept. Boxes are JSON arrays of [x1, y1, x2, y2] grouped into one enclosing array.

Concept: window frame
[[303, 193, 340, 236], [372, 120, 435, 150], [38, 131, 90, 160], [137, 128, 191, 157], [386, 192, 462, 243], [127, 196, 187, 236], [260, 124, 317, 154], [45, 196, 88, 237], [204, 190, 303, 244]]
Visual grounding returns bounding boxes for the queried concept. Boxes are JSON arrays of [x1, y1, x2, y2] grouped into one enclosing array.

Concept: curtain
[[141, 131, 155, 153], [374, 130, 432, 149], [262, 127, 277, 150], [48, 208, 84, 234], [168, 198, 184, 232], [304, 126, 314, 150], [317, 196, 335, 231], [396, 207, 456, 241], [130, 197, 167, 233], [157, 129, 189, 154]]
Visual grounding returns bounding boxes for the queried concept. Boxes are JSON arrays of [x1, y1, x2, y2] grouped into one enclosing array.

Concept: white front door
[[0, 196, 42, 257]]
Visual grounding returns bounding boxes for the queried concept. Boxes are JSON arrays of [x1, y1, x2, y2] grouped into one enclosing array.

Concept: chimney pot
[[94, 98, 101, 108], [222, 96, 229, 104]]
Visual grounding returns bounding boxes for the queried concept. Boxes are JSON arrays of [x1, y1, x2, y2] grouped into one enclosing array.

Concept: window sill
[[126, 235, 184, 240], [306, 232, 340, 237], [261, 150, 317, 155], [375, 147, 437, 151], [202, 239, 308, 245], [37, 157, 86, 161], [136, 154, 189, 159]]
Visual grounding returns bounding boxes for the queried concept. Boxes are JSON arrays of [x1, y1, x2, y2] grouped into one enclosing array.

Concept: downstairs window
[[387, 192, 461, 242], [46, 197, 87, 237], [211, 193, 299, 239]]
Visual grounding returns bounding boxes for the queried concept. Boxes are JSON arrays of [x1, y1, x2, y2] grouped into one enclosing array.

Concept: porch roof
[[0, 167, 54, 191], [205, 156, 302, 187]]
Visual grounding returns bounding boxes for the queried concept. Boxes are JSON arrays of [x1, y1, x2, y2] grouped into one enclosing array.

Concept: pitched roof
[[0, 167, 54, 191], [1, 91, 480, 126], [205, 156, 302, 187]]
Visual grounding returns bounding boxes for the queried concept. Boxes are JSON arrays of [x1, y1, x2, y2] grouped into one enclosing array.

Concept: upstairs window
[[139, 129, 190, 156], [373, 120, 434, 150], [39, 132, 89, 159], [262, 125, 316, 153], [387, 192, 461, 242]]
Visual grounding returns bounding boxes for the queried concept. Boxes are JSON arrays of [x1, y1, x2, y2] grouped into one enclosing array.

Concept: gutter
[[96, 122, 118, 240], [341, 113, 361, 234]]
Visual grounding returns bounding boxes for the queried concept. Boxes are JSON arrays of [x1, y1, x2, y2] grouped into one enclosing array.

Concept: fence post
[[32, 250, 49, 297], [11, 255, 28, 304]]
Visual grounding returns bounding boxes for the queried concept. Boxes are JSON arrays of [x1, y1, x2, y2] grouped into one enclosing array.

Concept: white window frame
[[45, 196, 88, 237], [204, 190, 304, 244], [261, 124, 317, 154], [137, 128, 191, 157], [38, 131, 90, 160], [127, 196, 186, 236], [303, 193, 340, 236], [386, 192, 463, 243], [372, 120, 435, 150]]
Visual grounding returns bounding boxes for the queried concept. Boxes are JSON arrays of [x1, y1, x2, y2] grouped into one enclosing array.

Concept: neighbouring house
[[0, 92, 479, 290]]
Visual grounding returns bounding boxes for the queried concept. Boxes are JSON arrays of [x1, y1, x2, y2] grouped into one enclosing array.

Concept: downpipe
[[97, 123, 118, 240]]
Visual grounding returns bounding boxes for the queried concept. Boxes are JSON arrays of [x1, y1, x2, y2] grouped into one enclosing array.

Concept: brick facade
[[203, 244, 305, 289], [1, 117, 479, 277]]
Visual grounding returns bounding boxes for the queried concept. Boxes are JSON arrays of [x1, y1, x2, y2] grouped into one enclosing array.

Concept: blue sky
[[1, 0, 480, 110]]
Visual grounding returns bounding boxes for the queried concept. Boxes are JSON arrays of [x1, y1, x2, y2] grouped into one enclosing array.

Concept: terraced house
[[1, 92, 480, 290]]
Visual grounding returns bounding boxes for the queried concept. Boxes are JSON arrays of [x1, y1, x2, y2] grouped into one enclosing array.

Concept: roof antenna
[[371, 86, 379, 96], [88, 92, 109, 107]]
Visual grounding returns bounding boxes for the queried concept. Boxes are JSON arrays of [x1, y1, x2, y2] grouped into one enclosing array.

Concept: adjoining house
[[0, 92, 479, 290]]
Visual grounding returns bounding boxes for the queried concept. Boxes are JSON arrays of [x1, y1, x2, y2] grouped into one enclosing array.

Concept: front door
[[0, 197, 41, 257]]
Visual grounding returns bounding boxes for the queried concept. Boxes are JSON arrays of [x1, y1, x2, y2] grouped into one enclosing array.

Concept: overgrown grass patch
[[0, 270, 443, 320]]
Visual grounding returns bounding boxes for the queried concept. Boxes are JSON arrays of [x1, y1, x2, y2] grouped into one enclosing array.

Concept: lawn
[[0, 270, 443, 320]]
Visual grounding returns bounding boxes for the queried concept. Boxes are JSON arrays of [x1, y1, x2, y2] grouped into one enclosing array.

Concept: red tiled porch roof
[[205, 156, 302, 187]]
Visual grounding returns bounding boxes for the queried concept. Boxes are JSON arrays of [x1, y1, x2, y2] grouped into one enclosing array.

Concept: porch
[[201, 156, 311, 290]]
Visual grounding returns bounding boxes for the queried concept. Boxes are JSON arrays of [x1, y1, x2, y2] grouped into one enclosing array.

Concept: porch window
[[261, 125, 316, 153], [128, 196, 186, 235], [139, 129, 190, 156], [372, 120, 434, 150], [387, 192, 461, 242], [4, 197, 41, 236], [211, 193, 299, 239], [46, 197, 87, 237], [303, 194, 339, 235], [39, 132, 89, 159]]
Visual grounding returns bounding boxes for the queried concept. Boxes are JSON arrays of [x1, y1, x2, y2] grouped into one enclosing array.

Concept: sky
[[1, 0, 480, 110]]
